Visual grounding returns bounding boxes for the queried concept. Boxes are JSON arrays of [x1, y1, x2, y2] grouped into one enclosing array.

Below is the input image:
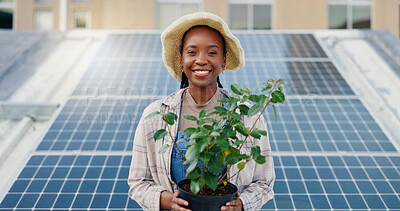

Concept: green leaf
[[218, 151, 226, 164], [215, 138, 229, 150], [176, 137, 189, 144], [190, 132, 206, 139], [216, 119, 227, 129], [186, 144, 200, 161], [237, 162, 245, 170], [222, 127, 233, 139], [163, 112, 177, 125], [238, 104, 249, 115], [247, 104, 262, 116], [251, 146, 261, 157], [217, 98, 230, 104], [186, 158, 199, 175], [199, 110, 206, 118], [154, 129, 168, 141], [231, 84, 243, 95], [254, 155, 266, 164], [205, 111, 220, 117], [230, 113, 241, 120], [187, 166, 201, 180], [196, 119, 205, 126], [208, 144, 221, 154], [272, 105, 277, 121], [254, 128, 267, 136], [210, 131, 220, 137], [271, 90, 285, 103], [183, 115, 197, 121], [145, 111, 160, 120], [276, 79, 286, 86], [199, 152, 212, 164], [224, 152, 241, 165], [250, 130, 261, 139], [199, 127, 209, 135], [249, 94, 260, 103], [228, 103, 237, 112], [203, 171, 218, 190], [214, 106, 227, 113], [208, 156, 221, 174], [233, 140, 244, 146], [183, 128, 196, 136], [261, 83, 273, 92], [240, 86, 251, 94], [258, 95, 268, 106], [203, 125, 213, 130], [197, 137, 210, 153], [158, 144, 170, 154], [235, 125, 247, 136], [190, 178, 204, 194], [241, 95, 250, 103], [267, 78, 275, 82]]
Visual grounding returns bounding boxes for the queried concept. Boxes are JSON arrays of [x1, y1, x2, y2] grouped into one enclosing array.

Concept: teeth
[[196, 71, 209, 74]]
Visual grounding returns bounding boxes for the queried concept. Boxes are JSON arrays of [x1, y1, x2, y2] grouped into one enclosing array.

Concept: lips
[[192, 69, 211, 78]]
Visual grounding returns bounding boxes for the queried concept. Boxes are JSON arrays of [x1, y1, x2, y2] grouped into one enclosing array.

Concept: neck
[[188, 84, 218, 105]]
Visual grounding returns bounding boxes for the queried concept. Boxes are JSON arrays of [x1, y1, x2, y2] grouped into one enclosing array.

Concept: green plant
[[146, 79, 285, 194]]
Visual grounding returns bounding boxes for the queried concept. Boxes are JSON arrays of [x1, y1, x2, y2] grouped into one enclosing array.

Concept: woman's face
[[181, 26, 226, 89]]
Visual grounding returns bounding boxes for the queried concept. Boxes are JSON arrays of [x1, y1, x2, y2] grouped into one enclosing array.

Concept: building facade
[[0, 0, 399, 37]]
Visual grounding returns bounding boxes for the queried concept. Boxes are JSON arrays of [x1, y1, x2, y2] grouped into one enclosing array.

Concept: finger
[[236, 191, 241, 197], [172, 197, 189, 206], [226, 199, 239, 206]]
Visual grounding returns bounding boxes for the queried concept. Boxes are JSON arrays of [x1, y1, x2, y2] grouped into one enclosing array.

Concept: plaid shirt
[[128, 88, 275, 211]]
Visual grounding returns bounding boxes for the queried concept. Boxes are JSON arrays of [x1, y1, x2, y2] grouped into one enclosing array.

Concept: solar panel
[[35, 98, 395, 153], [1, 32, 399, 210], [72, 60, 353, 97], [263, 155, 400, 210], [94, 33, 327, 59], [1, 154, 399, 210]]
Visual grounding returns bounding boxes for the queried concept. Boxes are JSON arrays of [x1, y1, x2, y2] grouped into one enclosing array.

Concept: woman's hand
[[220, 192, 243, 211], [161, 191, 191, 211], [171, 191, 191, 211]]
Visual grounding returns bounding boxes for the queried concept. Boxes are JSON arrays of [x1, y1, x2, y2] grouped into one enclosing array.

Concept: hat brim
[[161, 12, 245, 81]]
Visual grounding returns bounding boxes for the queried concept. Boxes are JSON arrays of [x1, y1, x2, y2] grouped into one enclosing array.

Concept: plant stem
[[238, 83, 276, 151], [165, 118, 188, 169], [218, 83, 277, 185]]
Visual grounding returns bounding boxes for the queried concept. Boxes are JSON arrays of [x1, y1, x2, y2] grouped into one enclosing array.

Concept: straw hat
[[161, 12, 245, 81]]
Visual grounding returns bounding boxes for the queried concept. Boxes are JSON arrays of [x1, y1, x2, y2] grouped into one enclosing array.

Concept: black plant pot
[[177, 179, 238, 211]]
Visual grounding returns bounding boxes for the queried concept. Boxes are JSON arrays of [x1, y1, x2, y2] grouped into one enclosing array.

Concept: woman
[[128, 12, 274, 211]]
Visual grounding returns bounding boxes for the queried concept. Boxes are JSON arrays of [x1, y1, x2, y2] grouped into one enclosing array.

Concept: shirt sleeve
[[127, 115, 168, 211], [239, 115, 275, 211]]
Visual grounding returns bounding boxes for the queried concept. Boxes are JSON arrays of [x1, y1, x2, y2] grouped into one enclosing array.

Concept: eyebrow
[[185, 45, 220, 49]]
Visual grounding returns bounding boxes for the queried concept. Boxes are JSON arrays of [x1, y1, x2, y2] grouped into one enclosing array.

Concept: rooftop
[[0, 29, 399, 210]]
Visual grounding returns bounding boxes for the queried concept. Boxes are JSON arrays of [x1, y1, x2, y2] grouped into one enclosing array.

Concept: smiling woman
[[128, 12, 274, 211]]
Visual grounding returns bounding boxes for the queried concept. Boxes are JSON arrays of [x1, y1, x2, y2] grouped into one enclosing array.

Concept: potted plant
[[146, 79, 285, 210]]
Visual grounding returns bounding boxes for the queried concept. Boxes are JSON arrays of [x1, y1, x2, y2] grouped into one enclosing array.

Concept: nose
[[195, 52, 207, 65]]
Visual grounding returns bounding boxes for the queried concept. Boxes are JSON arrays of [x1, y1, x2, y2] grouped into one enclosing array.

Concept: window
[[35, 0, 51, 3], [229, 0, 272, 30], [73, 10, 90, 29], [0, 0, 14, 29], [0, 8, 12, 29], [328, 0, 371, 29], [156, 0, 200, 29], [35, 9, 53, 30]]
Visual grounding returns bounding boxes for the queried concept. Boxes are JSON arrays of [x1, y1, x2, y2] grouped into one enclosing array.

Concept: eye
[[187, 50, 196, 55], [208, 51, 217, 55]]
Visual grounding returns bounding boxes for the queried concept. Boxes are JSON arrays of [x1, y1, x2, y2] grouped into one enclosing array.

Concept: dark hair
[[180, 25, 225, 89]]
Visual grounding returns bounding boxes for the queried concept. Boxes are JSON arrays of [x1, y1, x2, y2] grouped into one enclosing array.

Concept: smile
[[192, 69, 211, 78]]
